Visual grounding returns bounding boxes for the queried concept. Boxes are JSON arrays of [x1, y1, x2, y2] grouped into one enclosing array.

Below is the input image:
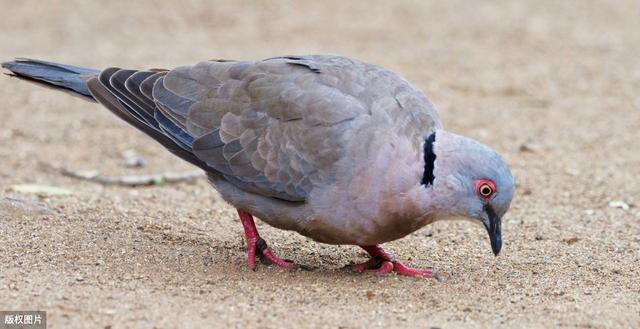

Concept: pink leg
[[347, 245, 433, 279], [237, 209, 296, 270]]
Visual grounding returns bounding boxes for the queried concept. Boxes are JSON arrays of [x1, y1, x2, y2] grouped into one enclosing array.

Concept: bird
[[2, 55, 514, 278]]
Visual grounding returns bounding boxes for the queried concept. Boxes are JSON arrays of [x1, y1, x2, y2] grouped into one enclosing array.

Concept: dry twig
[[39, 162, 205, 187]]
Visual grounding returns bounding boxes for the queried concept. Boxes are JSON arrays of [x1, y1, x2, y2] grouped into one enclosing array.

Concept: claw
[[259, 244, 296, 269], [392, 261, 434, 278], [346, 245, 434, 279], [238, 209, 303, 271]]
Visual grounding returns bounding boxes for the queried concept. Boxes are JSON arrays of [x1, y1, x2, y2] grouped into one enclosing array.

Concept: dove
[[2, 55, 514, 278]]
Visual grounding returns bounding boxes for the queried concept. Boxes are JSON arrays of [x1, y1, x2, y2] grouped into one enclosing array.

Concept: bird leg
[[347, 245, 433, 278], [237, 209, 296, 270]]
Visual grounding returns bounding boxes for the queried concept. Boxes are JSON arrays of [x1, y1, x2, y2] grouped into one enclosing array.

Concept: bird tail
[[1, 58, 100, 100]]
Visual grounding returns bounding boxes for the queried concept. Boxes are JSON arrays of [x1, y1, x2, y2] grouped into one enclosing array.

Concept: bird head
[[423, 130, 515, 256]]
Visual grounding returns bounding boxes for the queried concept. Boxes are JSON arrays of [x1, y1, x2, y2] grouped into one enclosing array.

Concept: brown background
[[1, 0, 639, 328]]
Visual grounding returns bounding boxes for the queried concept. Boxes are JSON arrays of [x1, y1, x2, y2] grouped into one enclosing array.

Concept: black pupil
[[481, 186, 492, 195]]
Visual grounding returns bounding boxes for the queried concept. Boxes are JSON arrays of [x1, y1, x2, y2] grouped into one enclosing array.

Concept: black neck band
[[421, 132, 436, 186]]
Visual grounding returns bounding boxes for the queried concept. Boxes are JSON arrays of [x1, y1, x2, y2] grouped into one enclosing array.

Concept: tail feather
[[2, 58, 210, 171], [1, 58, 99, 99]]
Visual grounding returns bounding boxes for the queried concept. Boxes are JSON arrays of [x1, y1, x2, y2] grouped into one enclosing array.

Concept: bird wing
[[88, 55, 441, 202]]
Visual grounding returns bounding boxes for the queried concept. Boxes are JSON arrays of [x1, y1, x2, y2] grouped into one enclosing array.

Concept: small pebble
[[519, 143, 538, 153], [608, 200, 630, 211], [508, 218, 523, 225], [122, 149, 146, 168], [366, 290, 375, 300], [563, 237, 579, 245], [565, 167, 580, 176]]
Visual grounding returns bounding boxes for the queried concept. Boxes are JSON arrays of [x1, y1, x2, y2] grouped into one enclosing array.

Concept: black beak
[[483, 205, 502, 256]]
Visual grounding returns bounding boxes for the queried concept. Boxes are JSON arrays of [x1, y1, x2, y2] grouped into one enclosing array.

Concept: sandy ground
[[1, 1, 639, 328]]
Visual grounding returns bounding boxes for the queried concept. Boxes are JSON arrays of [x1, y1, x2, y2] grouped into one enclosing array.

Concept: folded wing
[[89, 56, 378, 201]]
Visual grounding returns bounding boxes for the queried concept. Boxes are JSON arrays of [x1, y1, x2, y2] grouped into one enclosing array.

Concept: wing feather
[[85, 55, 441, 202]]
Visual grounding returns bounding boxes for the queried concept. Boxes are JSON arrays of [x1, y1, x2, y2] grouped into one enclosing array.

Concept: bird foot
[[247, 237, 297, 270], [344, 245, 433, 279], [238, 209, 306, 271], [345, 258, 433, 278]]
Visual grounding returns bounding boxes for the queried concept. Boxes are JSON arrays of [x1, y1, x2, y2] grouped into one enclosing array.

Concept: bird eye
[[474, 179, 497, 199], [479, 184, 493, 197]]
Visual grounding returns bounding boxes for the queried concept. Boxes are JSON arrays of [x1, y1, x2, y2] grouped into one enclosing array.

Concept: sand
[[1, 1, 639, 328]]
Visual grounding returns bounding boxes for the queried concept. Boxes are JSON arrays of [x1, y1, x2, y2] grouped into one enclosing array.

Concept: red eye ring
[[475, 179, 496, 199]]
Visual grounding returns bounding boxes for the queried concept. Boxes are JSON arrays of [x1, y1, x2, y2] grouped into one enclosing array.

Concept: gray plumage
[[2, 55, 514, 253]]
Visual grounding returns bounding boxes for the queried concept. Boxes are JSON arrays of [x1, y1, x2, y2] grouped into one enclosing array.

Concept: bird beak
[[483, 205, 502, 256]]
